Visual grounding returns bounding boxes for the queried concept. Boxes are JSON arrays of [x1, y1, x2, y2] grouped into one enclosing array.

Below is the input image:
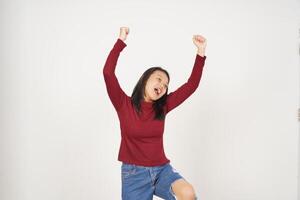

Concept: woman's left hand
[[192, 35, 207, 56]]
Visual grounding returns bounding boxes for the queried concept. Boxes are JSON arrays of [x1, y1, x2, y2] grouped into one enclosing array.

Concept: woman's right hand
[[119, 27, 129, 41]]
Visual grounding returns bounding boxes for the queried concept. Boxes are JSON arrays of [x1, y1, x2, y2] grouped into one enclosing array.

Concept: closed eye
[[157, 78, 168, 89]]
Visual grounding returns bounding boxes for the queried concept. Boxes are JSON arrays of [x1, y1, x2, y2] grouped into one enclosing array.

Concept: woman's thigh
[[154, 163, 186, 200], [121, 163, 154, 200]]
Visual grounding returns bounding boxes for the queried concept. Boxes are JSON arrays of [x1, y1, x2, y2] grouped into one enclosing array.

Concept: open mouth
[[154, 87, 161, 96]]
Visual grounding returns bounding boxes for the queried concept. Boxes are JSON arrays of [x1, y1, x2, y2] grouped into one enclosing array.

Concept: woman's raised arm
[[103, 27, 129, 111], [165, 35, 207, 114]]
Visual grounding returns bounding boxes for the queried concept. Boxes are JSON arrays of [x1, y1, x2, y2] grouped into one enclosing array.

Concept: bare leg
[[171, 178, 197, 200]]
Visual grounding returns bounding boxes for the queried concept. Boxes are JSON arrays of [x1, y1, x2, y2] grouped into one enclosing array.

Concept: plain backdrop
[[1, 0, 300, 200]]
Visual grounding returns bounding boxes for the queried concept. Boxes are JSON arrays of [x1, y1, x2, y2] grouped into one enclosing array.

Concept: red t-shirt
[[103, 39, 207, 166]]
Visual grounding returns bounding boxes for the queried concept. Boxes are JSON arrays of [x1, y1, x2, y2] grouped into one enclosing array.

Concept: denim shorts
[[121, 162, 197, 200]]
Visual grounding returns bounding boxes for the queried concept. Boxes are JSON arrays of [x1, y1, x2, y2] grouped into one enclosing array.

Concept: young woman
[[103, 27, 207, 200]]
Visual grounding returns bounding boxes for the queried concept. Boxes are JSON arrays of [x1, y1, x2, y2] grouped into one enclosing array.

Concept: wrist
[[118, 37, 126, 42], [197, 49, 205, 57]]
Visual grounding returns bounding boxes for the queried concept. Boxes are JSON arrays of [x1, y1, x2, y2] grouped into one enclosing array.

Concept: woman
[[103, 27, 207, 200]]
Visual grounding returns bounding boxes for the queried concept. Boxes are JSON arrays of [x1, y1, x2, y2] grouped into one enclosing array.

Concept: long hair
[[131, 67, 170, 120]]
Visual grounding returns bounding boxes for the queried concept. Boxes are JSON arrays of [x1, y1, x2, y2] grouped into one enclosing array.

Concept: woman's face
[[144, 70, 169, 102]]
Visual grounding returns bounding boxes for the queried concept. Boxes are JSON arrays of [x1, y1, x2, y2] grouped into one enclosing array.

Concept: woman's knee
[[173, 182, 197, 200]]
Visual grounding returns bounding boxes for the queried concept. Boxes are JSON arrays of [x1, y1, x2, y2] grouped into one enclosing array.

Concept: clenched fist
[[119, 27, 129, 41], [193, 35, 207, 57]]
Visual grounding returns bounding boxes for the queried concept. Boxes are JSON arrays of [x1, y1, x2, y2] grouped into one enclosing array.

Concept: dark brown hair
[[131, 67, 170, 120]]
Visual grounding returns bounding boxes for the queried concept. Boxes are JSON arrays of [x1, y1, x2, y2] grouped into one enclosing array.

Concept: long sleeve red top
[[103, 39, 207, 166]]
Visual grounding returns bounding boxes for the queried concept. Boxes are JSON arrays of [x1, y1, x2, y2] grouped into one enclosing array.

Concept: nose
[[159, 85, 164, 92]]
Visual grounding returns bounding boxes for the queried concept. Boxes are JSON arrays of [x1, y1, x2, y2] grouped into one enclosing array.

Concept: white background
[[1, 0, 300, 199]]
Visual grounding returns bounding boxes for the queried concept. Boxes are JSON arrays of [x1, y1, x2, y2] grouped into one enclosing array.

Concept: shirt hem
[[118, 157, 170, 167]]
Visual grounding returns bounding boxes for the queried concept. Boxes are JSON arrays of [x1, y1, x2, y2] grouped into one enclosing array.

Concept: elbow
[[102, 67, 111, 77], [188, 80, 200, 92], [102, 68, 107, 76], [190, 85, 198, 94], [189, 82, 200, 94], [103, 68, 115, 81]]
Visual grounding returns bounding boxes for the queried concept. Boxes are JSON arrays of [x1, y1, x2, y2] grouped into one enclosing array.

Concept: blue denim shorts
[[121, 162, 196, 200]]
